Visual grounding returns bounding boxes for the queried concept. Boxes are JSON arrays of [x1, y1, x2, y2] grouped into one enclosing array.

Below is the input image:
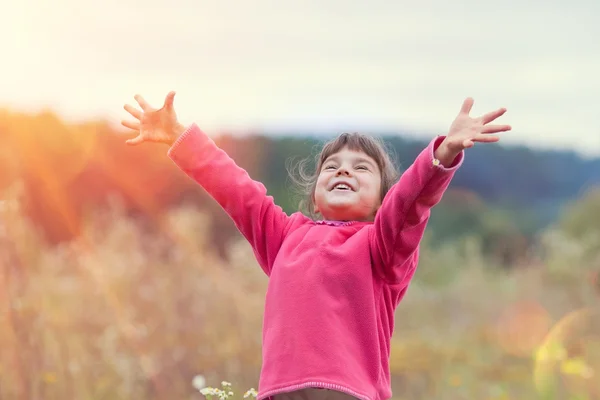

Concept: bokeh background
[[2, 1, 600, 399]]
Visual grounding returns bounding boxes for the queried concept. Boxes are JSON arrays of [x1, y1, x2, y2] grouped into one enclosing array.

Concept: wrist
[[166, 123, 187, 146], [434, 139, 462, 167]]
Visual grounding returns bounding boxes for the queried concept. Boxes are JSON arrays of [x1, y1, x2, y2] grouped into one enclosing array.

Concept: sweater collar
[[314, 220, 371, 227]]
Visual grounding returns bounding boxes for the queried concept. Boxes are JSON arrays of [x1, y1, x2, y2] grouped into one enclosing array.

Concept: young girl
[[121, 92, 510, 400]]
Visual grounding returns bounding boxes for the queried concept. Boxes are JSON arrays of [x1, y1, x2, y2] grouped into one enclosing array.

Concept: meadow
[[1, 180, 598, 400], [0, 111, 599, 400]]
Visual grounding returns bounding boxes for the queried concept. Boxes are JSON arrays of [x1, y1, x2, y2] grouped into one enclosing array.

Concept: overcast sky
[[3, 0, 599, 155]]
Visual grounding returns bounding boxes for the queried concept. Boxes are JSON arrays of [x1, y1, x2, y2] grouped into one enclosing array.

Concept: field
[[1, 183, 598, 400]]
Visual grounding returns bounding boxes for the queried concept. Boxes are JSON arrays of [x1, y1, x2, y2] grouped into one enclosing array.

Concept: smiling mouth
[[331, 183, 354, 191]]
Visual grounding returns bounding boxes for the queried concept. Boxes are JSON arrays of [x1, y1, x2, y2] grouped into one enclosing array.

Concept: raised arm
[[121, 92, 301, 275], [167, 124, 298, 274], [369, 97, 511, 285], [369, 137, 463, 285]]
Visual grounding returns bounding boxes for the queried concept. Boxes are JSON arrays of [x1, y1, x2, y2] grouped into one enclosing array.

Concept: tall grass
[[0, 184, 598, 400]]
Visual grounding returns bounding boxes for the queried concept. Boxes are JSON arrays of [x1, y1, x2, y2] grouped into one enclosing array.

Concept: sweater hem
[[258, 380, 373, 400]]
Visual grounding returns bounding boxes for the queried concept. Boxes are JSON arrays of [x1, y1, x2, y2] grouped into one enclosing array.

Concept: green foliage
[[558, 187, 600, 257]]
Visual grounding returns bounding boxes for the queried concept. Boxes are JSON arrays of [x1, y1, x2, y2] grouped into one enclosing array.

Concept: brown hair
[[287, 132, 400, 218]]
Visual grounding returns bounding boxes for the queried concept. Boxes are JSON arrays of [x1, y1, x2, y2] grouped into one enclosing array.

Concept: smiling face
[[313, 147, 382, 221]]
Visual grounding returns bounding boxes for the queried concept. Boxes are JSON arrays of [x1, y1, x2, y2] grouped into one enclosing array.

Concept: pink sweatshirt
[[168, 124, 463, 400]]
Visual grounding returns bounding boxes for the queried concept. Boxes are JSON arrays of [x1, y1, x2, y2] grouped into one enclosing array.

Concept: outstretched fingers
[[473, 134, 501, 143], [163, 91, 176, 109], [124, 104, 142, 120], [459, 97, 475, 115], [126, 134, 145, 146], [481, 124, 511, 134], [121, 119, 140, 131], [122, 93, 157, 146], [462, 134, 500, 149], [480, 107, 507, 124], [134, 94, 152, 111]]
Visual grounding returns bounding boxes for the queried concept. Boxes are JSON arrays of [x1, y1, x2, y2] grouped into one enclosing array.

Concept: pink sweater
[[168, 124, 463, 400]]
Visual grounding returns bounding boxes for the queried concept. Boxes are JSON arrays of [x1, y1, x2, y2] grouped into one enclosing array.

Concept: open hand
[[121, 91, 186, 146], [445, 97, 511, 152]]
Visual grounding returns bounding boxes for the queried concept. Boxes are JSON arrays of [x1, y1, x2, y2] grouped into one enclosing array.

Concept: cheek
[[361, 177, 382, 201], [313, 176, 327, 200], [359, 176, 377, 190], [315, 175, 329, 192]]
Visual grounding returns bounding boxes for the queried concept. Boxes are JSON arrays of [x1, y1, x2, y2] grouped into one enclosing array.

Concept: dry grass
[[0, 185, 598, 400]]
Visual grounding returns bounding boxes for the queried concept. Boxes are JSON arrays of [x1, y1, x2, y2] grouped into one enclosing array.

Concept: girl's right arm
[[167, 123, 299, 275], [121, 92, 301, 276]]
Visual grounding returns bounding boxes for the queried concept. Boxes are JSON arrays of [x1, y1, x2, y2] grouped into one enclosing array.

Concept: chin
[[315, 196, 377, 221], [324, 201, 357, 213], [323, 207, 362, 221]]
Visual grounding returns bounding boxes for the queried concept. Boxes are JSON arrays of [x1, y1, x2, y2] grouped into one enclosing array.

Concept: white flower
[[200, 387, 217, 396], [221, 381, 232, 387], [192, 375, 207, 390], [244, 388, 258, 398]]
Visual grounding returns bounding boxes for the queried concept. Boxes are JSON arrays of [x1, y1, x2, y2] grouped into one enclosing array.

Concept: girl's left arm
[[369, 136, 463, 285], [370, 98, 510, 285]]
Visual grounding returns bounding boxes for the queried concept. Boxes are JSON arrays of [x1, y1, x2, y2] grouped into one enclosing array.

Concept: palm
[[121, 91, 180, 145], [446, 97, 511, 150], [140, 108, 176, 142]]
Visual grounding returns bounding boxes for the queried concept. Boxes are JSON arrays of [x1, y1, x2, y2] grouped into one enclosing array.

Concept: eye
[[323, 164, 337, 170], [356, 165, 369, 171]]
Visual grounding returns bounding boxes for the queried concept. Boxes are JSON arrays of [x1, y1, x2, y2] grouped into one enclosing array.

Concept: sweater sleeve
[[369, 136, 464, 285], [167, 123, 294, 276]]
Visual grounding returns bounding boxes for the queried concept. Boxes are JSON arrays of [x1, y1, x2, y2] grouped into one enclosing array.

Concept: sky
[[2, 0, 599, 156]]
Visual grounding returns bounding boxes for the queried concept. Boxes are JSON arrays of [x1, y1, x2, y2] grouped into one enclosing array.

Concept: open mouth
[[331, 182, 354, 191]]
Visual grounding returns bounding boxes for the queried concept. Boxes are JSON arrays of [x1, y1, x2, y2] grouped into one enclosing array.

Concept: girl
[[121, 92, 510, 400]]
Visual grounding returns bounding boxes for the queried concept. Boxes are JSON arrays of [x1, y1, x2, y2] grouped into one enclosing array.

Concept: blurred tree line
[[1, 109, 600, 266]]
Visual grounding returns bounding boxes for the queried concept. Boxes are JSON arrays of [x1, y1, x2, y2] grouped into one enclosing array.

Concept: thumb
[[126, 134, 145, 146], [164, 91, 176, 109], [462, 139, 474, 149]]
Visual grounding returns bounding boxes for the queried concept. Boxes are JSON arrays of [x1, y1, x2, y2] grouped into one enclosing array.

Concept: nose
[[335, 166, 352, 176]]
